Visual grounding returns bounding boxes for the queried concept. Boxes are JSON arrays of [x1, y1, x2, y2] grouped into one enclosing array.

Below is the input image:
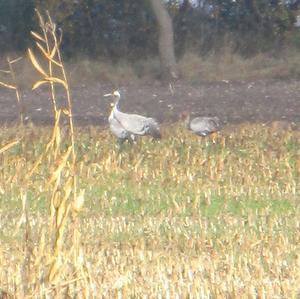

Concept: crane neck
[[114, 96, 121, 110], [112, 98, 121, 118]]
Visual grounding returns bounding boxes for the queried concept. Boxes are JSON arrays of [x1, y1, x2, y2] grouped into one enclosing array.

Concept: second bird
[[104, 91, 161, 140], [181, 112, 220, 137]]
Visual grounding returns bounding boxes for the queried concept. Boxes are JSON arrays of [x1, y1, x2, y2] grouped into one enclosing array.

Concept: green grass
[[1, 123, 299, 218]]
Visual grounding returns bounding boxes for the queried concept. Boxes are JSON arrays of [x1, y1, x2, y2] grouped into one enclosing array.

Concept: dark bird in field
[[180, 111, 220, 137], [104, 90, 161, 141]]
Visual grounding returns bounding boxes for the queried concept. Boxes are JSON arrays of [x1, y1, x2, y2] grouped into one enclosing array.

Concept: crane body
[[105, 91, 161, 140], [181, 112, 220, 136]]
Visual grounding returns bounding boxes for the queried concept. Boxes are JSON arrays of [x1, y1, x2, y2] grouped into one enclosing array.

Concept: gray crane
[[104, 90, 161, 140], [108, 105, 135, 143], [180, 112, 220, 137]]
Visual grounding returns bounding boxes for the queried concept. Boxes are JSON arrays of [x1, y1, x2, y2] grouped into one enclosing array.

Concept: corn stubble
[[0, 14, 300, 299], [0, 121, 299, 298]]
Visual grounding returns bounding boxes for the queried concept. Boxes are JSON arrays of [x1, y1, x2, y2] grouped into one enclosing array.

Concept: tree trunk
[[150, 0, 178, 81], [175, 0, 190, 59]]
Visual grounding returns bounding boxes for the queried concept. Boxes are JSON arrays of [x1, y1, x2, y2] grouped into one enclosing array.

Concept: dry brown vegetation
[[66, 47, 300, 85], [0, 122, 299, 298], [0, 10, 300, 299], [3, 46, 300, 88]]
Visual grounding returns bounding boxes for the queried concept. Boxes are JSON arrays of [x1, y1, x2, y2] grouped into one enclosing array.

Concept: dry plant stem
[[7, 56, 24, 124], [0, 56, 23, 124], [44, 14, 78, 259], [0, 56, 30, 289], [46, 11, 77, 191], [0, 139, 20, 154], [35, 9, 58, 115], [19, 192, 31, 298], [27, 9, 82, 288]]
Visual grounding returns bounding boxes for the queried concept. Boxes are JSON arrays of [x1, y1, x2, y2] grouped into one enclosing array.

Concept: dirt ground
[[0, 79, 299, 128]]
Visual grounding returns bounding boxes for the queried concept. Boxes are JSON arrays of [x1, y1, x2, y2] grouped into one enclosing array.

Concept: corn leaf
[[62, 108, 70, 116], [0, 81, 16, 90], [32, 80, 48, 90], [31, 31, 46, 43], [35, 42, 49, 58], [49, 146, 72, 184], [28, 48, 48, 77], [45, 77, 68, 90], [50, 46, 57, 59], [35, 43, 62, 67]]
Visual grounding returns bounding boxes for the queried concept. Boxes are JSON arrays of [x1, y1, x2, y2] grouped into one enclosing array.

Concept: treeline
[[0, 0, 299, 60]]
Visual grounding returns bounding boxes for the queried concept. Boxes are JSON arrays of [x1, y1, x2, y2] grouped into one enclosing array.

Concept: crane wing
[[114, 109, 161, 138], [190, 117, 220, 136], [109, 112, 133, 141]]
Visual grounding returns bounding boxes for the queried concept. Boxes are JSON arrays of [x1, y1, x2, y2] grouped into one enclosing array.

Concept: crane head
[[104, 90, 120, 97], [104, 90, 121, 102], [113, 90, 121, 98]]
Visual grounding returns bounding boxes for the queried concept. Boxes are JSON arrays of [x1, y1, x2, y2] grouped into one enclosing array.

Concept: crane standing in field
[[104, 91, 161, 141], [180, 111, 220, 137], [108, 107, 135, 143]]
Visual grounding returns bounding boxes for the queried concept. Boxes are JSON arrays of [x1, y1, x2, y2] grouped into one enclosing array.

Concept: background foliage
[[0, 0, 299, 60]]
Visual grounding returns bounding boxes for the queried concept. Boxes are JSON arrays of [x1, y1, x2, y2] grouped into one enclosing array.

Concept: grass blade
[[0, 139, 20, 154]]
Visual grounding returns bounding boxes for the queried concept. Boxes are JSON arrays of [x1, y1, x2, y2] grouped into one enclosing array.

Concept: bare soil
[[0, 79, 299, 128]]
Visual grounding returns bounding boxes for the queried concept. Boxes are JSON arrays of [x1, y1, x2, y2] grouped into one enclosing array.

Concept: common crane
[[180, 112, 220, 137], [104, 91, 161, 139], [108, 105, 135, 143]]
